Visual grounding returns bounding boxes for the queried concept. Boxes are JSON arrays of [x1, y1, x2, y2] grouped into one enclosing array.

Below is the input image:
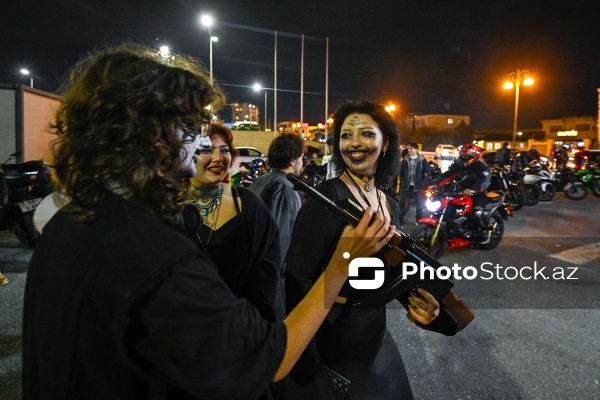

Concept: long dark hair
[[330, 100, 401, 188], [52, 43, 225, 224]]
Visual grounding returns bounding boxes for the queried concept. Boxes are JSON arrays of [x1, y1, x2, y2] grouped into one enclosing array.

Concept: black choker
[[346, 169, 375, 192]]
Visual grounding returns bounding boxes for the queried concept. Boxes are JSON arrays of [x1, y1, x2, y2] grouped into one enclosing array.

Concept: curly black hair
[[330, 100, 401, 188], [51, 42, 225, 224]]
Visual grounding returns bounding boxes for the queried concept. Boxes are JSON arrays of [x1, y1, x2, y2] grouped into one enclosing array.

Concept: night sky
[[2, 0, 599, 130]]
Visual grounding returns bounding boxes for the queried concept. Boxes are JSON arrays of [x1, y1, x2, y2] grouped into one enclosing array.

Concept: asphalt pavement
[[389, 192, 600, 399], [1, 192, 599, 399]]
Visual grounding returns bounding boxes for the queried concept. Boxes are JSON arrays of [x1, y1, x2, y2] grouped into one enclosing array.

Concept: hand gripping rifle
[[287, 174, 475, 335]]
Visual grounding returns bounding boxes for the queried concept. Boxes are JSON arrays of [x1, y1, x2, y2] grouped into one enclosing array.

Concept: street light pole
[[264, 90, 268, 131], [20, 69, 33, 88], [504, 69, 534, 147], [253, 83, 267, 131], [200, 15, 217, 86]]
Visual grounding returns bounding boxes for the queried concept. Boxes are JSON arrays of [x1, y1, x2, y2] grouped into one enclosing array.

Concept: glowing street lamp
[[385, 103, 396, 115], [200, 14, 218, 85], [253, 83, 268, 131], [20, 68, 33, 87], [504, 69, 534, 146]]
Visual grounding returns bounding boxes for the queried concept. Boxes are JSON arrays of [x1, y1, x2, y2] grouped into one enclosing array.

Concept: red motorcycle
[[411, 180, 512, 260]]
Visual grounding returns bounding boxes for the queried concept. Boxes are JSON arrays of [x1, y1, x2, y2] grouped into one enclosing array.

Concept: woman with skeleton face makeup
[[286, 100, 440, 399], [186, 124, 284, 321]]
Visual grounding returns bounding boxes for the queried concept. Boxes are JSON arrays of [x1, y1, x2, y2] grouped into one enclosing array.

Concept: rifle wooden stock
[[287, 173, 475, 334]]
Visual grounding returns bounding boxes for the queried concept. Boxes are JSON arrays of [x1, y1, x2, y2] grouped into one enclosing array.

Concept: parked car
[[236, 146, 267, 163], [435, 144, 458, 160], [231, 146, 267, 174], [231, 122, 259, 131]]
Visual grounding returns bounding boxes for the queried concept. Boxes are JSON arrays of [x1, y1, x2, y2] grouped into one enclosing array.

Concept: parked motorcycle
[[506, 165, 542, 206], [574, 164, 600, 198], [0, 152, 53, 247], [524, 159, 556, 202], [230, 157, 270, 187], [551, 166, 587, 200], [412, 180, 511, 260], [487, 166, 526, 211], [300, 158, 327, 188]]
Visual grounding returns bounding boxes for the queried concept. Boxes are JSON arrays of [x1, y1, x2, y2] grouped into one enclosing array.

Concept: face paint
[[193, 135, 232, 185], [176, 128, 202, 178], [339, 113, 387, 176], [347, 114, 366, 127]]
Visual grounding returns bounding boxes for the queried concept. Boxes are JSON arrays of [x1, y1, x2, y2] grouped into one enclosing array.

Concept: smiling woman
[[286, 100, 442, 399], [184, 123, 286, 398]]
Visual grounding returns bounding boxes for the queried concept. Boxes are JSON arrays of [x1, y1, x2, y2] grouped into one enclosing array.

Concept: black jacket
[[495, 147, 511, 166], [439, 159, 491, 193]]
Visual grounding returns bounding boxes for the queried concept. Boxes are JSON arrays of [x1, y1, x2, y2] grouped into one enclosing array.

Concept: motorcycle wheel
[[479, 211, 504, 250], [524, 184, 542, 206], [563, 183, 587, 200], [14, 211, 40, 248], [411, 223, 447, 260], [507, 187, 526, 211], [540, 184, 555, 202], [591, 178, 600, 198]]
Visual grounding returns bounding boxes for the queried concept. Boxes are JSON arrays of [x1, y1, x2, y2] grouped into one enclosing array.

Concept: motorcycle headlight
[[426, 199, 441, 212]]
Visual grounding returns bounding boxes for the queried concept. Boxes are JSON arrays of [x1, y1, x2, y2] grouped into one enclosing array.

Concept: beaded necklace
[[188, 182, 223, 217], [188, 182, 224, 254]]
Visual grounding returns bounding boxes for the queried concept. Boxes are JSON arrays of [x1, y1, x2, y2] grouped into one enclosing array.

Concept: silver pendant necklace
[[346, 169, 375, 192], [345, 170, 383, 211]]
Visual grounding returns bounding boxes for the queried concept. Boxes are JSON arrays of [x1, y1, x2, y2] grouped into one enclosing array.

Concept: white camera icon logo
[[348, 257, 385, 290]]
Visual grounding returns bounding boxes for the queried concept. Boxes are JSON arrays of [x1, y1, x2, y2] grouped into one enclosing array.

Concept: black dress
[[286, 178, 414, 400], [194, 186, 289, 400], [195, 186, 283, 323]]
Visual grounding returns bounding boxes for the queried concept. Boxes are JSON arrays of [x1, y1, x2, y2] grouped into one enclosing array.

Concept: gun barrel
[[286, 173, 474, 334]]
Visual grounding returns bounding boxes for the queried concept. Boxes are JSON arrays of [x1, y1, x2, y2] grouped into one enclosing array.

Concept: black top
[[194, 186, 283, 323], [285, 178, 413, 399], [22, 193, 287, 400], [194, 186, 287, 400]]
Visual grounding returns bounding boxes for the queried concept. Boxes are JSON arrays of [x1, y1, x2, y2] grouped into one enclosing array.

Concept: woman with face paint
[[286, 100, 440, 399], [185, 123, 288, 399], [186, 124, 285, 324]]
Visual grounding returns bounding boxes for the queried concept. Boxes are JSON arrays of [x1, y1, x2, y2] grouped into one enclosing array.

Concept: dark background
[[2, 0, 599, 129]]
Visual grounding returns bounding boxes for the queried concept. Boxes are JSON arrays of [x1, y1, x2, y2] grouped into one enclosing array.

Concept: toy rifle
[[287, 173, 475, 335]]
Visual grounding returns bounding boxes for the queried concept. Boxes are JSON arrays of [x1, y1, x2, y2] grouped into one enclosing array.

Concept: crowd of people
[[13, 41, 595, 399], [19, 43, 448, 400]]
